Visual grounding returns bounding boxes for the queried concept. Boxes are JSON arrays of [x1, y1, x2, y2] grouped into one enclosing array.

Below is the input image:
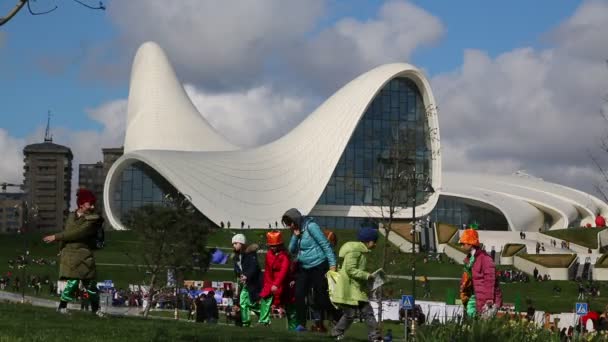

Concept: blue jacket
[[288, 217, 336, 269]]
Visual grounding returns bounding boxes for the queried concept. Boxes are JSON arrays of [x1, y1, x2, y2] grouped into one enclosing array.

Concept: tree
[[592, 60, 608, 202], [367, 103, 439, 324], [1, 0, 105, 27], [125, 193, 212, 318]]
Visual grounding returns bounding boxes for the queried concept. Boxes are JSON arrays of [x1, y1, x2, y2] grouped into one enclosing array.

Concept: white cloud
[[0, 129, 25, 185], [432, 1, 608, 194], [107, 0, 325, 89], [185, 85, 310, 147], [286, 0, 444, 92]]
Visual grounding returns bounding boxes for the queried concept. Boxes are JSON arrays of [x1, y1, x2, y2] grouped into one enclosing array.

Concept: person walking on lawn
[[283, 208, 338, 332], [329, 227, 381, 342], [259, 231, 297, 329], [42, 188, 104, 316], [458, 227, 503, 318], [232, 233, 263, 327]]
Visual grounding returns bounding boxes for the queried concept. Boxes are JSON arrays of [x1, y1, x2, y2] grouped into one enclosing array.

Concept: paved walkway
[[0, 290, 139, 316]]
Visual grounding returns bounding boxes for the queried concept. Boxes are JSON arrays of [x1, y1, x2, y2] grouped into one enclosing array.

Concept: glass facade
[[429, 196, 508, 231], [112, 162, 175, 223], [315, 77, 432, 210]]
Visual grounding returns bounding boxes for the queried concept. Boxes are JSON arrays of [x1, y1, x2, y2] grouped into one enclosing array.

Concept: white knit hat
[[231, 234, 246, 245]]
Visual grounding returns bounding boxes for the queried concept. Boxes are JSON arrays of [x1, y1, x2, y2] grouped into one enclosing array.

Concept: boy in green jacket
[[330, 227, 381, 342]]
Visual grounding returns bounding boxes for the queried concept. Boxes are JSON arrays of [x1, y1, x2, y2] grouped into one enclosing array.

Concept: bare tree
[[124, 193, 212, 318], [367, 103, 439, 324], [590, 60, 608, 202], [1, 0, 105, 27]]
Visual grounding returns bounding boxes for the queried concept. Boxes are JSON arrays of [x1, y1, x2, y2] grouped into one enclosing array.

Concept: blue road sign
[[401, 295, 415, 310], [576, 303, 588, 316]]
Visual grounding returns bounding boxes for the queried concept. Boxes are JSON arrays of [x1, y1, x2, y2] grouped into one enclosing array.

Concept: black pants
[[295, 260, 339, 326]]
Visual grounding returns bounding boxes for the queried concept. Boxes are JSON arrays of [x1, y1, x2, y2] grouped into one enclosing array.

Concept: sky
[[1, 0, 607, 201]]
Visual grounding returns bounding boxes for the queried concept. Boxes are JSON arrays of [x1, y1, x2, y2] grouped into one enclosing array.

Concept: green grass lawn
[[543, 228, 607, 249], [501, 244, 525, 257], [0, 301, 404, 341], [517, 254, 576, 268]]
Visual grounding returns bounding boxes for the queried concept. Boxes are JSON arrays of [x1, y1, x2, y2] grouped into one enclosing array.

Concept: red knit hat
[[76, 188, 96, 207]]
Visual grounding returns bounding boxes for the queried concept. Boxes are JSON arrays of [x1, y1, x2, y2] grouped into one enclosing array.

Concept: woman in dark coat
[[43, 188, 104, 315]]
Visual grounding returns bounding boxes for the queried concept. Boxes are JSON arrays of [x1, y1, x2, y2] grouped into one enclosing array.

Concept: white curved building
[[104, 42, 608, 232]]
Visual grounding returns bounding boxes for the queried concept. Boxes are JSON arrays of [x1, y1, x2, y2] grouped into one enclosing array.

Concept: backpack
[[323, 228, 337, 248]]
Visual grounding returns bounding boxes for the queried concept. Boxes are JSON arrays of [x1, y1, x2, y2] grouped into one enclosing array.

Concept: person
[[202, 291, 219, 324], [458, 228, 502, 318], [596, 213, 606, 228], [533, 267, 539, 281], [330, 227, 381, 342], [195, 293, 206, 323], [422, 275, 431, 298], [42, 188, 104, 316], [259, 231, 297, 329], [283, 208, 338, 332], [526, 299, 535, 321], [232, 233, 262, 327]]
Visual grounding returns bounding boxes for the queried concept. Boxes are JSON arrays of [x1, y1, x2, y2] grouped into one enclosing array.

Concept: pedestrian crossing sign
[[402, 295, 415, 310], [576, 303, 588, 315]]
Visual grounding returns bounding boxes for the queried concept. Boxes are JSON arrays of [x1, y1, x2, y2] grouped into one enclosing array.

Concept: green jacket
[[330, 241, 371, 306], [55, 212, 101, 280]]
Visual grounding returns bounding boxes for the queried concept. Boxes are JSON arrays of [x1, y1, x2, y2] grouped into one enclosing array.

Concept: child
[[258, 231, 297, 329], [232, 234, 262, 327], [330, 227, 381, 341]]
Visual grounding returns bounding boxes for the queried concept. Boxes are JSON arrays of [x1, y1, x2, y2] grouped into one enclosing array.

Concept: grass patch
[[595, 254, 608, 268], [543, 228, 607, 249], [501, 244, 525, 257], [517, 254, 576, 268], [0, 301, 404, 341], [436, 223, 458, 244]]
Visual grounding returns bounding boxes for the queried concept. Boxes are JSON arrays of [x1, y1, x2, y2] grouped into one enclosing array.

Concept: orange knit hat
[[458, 229, 480, 246], [266, 230, 283, 246]]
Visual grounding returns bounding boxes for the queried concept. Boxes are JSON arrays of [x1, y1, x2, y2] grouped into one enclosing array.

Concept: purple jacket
[[465, 249, 503, 313]]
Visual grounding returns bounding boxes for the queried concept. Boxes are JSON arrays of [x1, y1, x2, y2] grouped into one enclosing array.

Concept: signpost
[[576, 302, 588, 315], [402, 295, 415, 341]]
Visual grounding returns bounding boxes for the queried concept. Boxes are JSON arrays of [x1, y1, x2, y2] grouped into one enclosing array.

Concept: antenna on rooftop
[[44, 110, 53, 143]]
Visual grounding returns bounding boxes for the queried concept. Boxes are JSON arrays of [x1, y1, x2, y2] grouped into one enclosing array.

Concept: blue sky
[[1, 0, 607, 197]]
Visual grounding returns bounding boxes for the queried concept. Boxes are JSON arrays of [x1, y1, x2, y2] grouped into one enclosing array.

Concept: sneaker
[[94, 311, 106, 318], [294, 325, 307, 332], [334, 335, 345, 341]]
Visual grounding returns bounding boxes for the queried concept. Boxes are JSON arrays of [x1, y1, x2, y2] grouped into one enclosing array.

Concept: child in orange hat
[[259, 231, 297, 329], [458, 227, 502, 318]]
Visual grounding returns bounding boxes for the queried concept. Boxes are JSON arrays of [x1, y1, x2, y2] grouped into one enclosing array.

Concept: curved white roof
[[442, 172, 608, 231], [104, 42, 442, 230]]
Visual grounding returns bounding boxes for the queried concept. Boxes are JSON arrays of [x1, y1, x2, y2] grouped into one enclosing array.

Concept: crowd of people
[[228, 208, 383, 341]]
